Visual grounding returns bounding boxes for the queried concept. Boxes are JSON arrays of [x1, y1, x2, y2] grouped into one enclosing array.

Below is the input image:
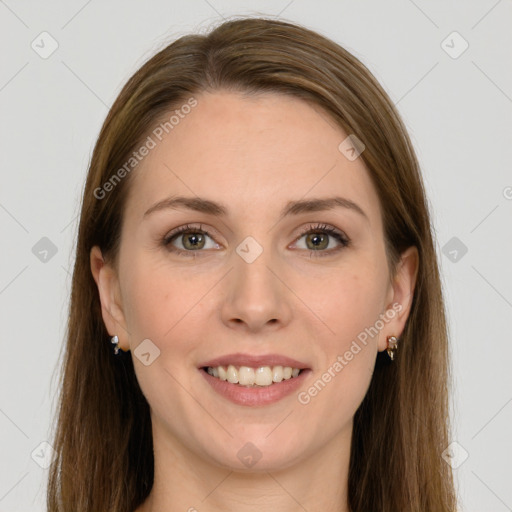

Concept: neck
[[136, 417, 352, 512]]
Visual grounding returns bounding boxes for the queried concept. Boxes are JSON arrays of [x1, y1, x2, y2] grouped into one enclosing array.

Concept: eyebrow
[[143, 195, 369, 222]]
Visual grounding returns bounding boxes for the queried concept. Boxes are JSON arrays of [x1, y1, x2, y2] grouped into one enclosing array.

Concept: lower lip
[[200, 368, 311, 406]]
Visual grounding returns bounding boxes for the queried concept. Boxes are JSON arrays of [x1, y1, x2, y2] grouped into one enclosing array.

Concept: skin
[[91, 90, 418, 512]]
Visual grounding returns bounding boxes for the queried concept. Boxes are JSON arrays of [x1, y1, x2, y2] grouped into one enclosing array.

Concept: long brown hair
[[47, 17, 457, 511]]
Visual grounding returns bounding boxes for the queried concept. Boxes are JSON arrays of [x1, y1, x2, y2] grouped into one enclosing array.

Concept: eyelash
[[162, 223, 350, 258]]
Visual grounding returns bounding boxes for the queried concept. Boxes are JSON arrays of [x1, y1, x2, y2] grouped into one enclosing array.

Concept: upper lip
[[200, 353, 309, 369]]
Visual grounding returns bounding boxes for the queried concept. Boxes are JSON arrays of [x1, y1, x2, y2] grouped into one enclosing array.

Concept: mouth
[[201, 364, 304, 387], [198, 353, 311, 406]]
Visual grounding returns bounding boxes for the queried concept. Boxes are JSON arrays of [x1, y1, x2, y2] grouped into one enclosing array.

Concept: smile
[[198, 354, 310, 406], [204, 364, 302, 387]]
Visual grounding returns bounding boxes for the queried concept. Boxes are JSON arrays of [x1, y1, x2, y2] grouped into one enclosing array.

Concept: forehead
[[124, 90, 382, 227]]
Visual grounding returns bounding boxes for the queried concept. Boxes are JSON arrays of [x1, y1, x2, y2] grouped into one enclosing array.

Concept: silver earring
[[111, 335, 120, 355]]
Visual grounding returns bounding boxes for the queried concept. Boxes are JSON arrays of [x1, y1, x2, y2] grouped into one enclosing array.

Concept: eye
[[162, 224, 220, 256], [162, 222, 350, 258], [292, 223, 350, 257]]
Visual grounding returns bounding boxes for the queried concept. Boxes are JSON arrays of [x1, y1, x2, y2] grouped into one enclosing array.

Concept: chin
[[196, 430, 310, 473]]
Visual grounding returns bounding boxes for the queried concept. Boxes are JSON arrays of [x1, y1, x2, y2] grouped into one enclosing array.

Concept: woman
[[47, 17, 457, 512]]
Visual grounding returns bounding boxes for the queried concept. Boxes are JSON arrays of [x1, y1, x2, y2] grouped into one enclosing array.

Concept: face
[[92, 90, 417, 472]]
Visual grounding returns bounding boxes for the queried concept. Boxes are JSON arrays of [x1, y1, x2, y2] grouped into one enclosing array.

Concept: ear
[[90, 246, 130, 351], [378, 246, 419, 352]]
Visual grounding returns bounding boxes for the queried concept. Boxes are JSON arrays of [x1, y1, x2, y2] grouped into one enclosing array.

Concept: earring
[[111, 335, 120, 355], [386, 335, 399, 361]]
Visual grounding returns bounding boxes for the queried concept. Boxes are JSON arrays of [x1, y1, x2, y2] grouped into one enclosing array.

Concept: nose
[[220, 246, 293, 334]]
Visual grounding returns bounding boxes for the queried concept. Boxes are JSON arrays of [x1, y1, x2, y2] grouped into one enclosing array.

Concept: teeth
[[226, 364, 238, 384], [238, 366, 255, 386], [272, 365, 284, 383], [255, 366, 273, 386], [218, 366, 227, 381], [206, 364, 302, 386]]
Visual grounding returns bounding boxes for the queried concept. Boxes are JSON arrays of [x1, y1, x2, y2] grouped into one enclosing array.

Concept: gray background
[[1, 1, 511, 511]]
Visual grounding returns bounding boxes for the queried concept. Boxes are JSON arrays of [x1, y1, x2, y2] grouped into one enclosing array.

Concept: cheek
[[125, 275, 170, 338], [320, 265, 388, 343], [121, 254, 193, 345], [306, 260, 387, 397], [121, 260, 203, 414]]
